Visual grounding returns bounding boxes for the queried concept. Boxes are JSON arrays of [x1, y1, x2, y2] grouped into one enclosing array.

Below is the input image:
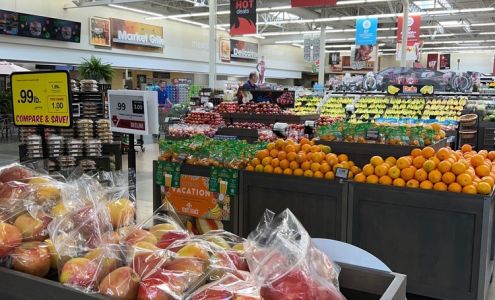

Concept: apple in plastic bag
[[14, 213, 50, 242], [124, 229, 158, 246], [99, 266, 140, 300], [131, 248, 170, 279], [156, 231, 189, 249], [107, 198, 135, 229], [0, 222, 22, 256], [60, 257, 99, 289], [84, 247, 120, 281], [12, 241, 51, 277], [137, 269, 189, 300]]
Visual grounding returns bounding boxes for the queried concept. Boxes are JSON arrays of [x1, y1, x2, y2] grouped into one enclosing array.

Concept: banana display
[[293, 96, 322, 115]]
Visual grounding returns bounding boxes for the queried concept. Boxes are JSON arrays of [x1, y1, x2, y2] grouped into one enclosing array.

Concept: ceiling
[[71, 0, 495, 54]]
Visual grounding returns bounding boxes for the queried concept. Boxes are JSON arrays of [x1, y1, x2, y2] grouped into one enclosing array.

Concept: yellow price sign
[[11, 71, 72, 127]]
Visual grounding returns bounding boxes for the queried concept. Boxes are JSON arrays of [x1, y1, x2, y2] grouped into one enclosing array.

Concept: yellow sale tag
[[11, 71, 72, 127]]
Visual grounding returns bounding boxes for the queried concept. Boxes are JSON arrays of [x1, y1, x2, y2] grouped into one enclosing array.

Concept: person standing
[[242, 72, 259, 90], [155, 80, 172, 108]]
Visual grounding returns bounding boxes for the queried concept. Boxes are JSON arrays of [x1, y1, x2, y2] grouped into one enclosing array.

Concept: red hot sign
[[230, 0, 257, 36]]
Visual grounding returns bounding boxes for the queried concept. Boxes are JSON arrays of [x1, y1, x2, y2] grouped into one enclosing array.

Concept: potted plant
[[78, 55, 113, 83]]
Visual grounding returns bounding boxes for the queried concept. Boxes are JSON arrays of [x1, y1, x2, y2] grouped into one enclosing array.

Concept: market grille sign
[[230, 39, 258, 62], [110, 18, 164, 52], [230, 0, 257, 35]]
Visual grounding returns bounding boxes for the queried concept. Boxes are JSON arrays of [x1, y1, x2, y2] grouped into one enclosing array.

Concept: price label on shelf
[[11, 71, 72, 127], [335, 167, 349, 180]]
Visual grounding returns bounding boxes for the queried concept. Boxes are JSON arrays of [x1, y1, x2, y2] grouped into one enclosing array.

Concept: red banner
[[427, 53, 438, 70], [291, 0, 337, 7], [230, 0, 256, 36], [397, 15, 421, 46]]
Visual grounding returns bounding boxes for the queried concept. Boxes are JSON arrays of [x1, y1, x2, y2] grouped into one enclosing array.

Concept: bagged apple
[[188, 271, 261, 300], [246, 209, 346, 300], [198, 230, 249, 271], [0, 163, 34, 183]]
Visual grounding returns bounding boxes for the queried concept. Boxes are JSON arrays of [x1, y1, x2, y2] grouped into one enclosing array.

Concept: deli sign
[[110, 18, 164, 51], [230, 39, 258, 62]]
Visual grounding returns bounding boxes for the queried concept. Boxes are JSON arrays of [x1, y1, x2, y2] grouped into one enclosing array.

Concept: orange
[[246, 165, 254, 172], [436, 148, 451, 161], [396, 157, 411, 170], [385, 156, 397, 166], [269, 149, 279, 158], [306, 152, 314, 162], [411, 148, 422, 157], [333, 163, 344, 172], [267, 143, 276, 151], [481, 176, 495, 187], [422, 146, 435, 158], [285, 144, 295, 153], [348, 161, 355, 168], [303, 170, 314, 177], [452, 162, 467, 175], [414, 169, 428, 182], [263, 165, 273, 173], [441, 172, 456, 184], [326, 154, 339, 166], [366, 175, 379, 184], [375, 164, 389, 177], [338, 154, 349, 162], [393, 178, 406, 187], [400, 167, 415, 181], [488, 151, 495, 161], [262, 157, 272, 166], [319, 145, 331, 154], [406, 179, 419, 188], [251, 158, 260, 167], [280, 159, 290, 170], [277, 151, 287, 161], [456, 173, 472, 187], [301, 144, 312, 153], [257, 149, 269, 160], [341, 161, 351, 170], [461, 144, 472, 153], [273, 167, 283, 174], [412, 156, 426, 169], [312, 152, 324, 163], [289, 161, 299, 170], [354, 173, 366, 183], [433, 182, 448, 191], [363, 164, 375, 176], [275, 139, 285, 149], [283, 168, 293, 176], [271, 158, 280, 168], [420, 180, 433, 190], [379, 176, 393, 185], [370, 156, 384, 167], [470, 155, 485, 167], [428, 170, 442, 184], [296, 153, 307, 164], [477, 182, 492, 195], [310, 145, 321, 153], [479, 150, 488, 158], [437, 161, 452, 173], [475, 165, 491, 177], [422, 160, 436, 172], [301, 161, 311, 171], [462, 185, 477, 195], [320, 163, 331, 174], [325, 171, 335, 180], [314, 171, 324, 179], [310, 162, 321, 172], [300, 137, 310, 145], [350, 166, 361, 174], [430, 157, 441, 166], [287, 152, 297, 162], [255, 165, 264, 172], [388, 166, 401, 179], [448, 182, 462, 193], [293, 169, 304, 176], [294, 144, 301, 152]]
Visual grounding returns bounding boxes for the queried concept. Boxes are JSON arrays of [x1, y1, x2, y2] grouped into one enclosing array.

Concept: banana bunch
[[209, 204, 222, 219]]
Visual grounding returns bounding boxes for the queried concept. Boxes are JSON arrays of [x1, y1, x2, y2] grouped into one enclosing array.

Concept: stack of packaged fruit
[[354, 144, 495, 195], [0, 163, 346, 300]]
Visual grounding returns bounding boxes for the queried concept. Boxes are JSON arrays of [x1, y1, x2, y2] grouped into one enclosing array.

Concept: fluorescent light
[[325, 43, 385, 48], [291, 43, 304, 48], [337, 0, 389, 5], [480, 32, 495, 35], [459, 8, 495, 13], [147, 5, 292, 20], [169, 17, 206, 27], [108, 4, 164, 17], [413, 0, 436, 9]]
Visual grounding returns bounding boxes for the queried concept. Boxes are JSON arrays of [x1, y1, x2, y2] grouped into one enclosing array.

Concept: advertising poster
[[230, 0, 256, 36], [395, 43, 420, 61], [329, 52, 340, 65], [427, 53, 438, 70], [110, 18, 164, 52], [439, 54, 451, 70], [219, 38, 231, 61], [355, 18, 377, 46], [90, 17, 110, 47], [0, 10, 19, 35], [397, 15, 421, 46], [351, 45, 376, 70], [303, 34, 320, 62], [291, 0, 337, 7], [230, 39, 258, 62]]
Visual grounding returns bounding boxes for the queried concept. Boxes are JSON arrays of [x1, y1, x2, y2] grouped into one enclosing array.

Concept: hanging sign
[[427, 53, 438, 70], [355, 18, 378, 46], [11, 71, 72, 127], [439, 54, 451, 70], [230, 39, 258, 62], [397, 15, 421, 46], [291, 0, 337, 7], [110, 18, 164, 52], [303, 34, 320, 62], [230, 0, 256, 36]]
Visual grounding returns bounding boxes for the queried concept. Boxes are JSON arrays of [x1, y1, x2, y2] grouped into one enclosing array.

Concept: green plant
[[0, 90, 12, 116], [78, 56, 113, 82]]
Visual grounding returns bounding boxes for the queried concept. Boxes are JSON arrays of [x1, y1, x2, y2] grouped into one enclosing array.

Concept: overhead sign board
[[108, 90, 159, 135], [110, 18, 164, 52], [11, 71, 72, 127], [230, 39, 258, 62], [356, 18, 378, 46], [230, 0, 257, 35]]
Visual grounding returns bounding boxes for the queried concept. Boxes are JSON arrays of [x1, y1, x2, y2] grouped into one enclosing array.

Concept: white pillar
[[318, 25, 326, 85], [209, 0, 217, 89], [373, 44, 379, 72], [400, 0, 409, 67]]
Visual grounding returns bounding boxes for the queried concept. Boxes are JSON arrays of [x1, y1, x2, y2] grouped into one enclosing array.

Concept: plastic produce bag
[[188, 271, 261, 300], [246, 209, 345, 300], [198, 230, 249, 271]]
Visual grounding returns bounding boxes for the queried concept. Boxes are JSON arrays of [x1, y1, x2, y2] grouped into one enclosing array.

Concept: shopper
[[155, 80, 172, 108], [242, 72, 259, 90]]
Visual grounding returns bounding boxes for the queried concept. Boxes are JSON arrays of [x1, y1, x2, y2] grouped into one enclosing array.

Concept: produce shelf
[[347, 182, 495, 300], [215, 127, 258, 143], [225, 113, 320, 125], [238, 170, 348, 241]]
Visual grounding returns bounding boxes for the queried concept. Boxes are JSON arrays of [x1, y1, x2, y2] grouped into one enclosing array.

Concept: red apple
[[156, 231, 189, 249], [14, 213, 47, 242], [190, 288, 233, 300], [163, 257, 205, 274], [99, 266, 139, 300], [0, 222, 22, 256], [124, 229, 157, 246], [137, 270, 188, 300], [12, 241, 51, 277], [84, 247, 120, 281], [131, 249, 170, 279], [60, 257, 99, 289]]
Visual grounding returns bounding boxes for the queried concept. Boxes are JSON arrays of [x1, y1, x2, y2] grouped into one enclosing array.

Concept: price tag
[[366, 129, 379, 140], [214, 135, 237, 141], [335, 167, 349, 180], [11, 71, 72, 127]]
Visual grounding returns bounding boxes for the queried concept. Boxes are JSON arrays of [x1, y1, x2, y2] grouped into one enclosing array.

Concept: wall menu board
[[0, 9, 80, 43], [230, 39, 258, 62]]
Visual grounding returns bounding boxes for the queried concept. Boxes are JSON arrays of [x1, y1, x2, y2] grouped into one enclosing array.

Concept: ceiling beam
[[68, 0, 144, 8]]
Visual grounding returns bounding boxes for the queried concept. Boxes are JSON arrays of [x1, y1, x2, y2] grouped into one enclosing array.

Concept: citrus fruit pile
[[246, 138, 360, 179], [354, 144, 495, 195]]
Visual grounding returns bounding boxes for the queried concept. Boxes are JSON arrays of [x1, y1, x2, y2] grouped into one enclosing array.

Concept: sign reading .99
[[18, 89, 40, 104]]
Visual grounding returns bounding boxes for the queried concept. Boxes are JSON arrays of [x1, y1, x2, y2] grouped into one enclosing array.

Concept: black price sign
[[366, 129, 379, 140], [132, 100, 145, 114]]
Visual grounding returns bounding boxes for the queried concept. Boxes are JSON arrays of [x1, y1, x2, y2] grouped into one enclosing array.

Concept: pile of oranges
[[354, 144, 495, 195], [246, 138, 360, 179]]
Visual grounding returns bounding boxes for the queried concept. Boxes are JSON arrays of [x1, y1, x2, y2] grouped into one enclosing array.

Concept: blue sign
[[356, 18, 377, 45]]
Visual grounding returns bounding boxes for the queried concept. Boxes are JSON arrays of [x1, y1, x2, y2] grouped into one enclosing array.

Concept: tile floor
[[0, 138, 494, 298]]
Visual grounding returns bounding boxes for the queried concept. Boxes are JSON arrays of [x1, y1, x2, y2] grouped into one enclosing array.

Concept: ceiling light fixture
[[146, 5, 292, 20], [108, 4, 164, 17]]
